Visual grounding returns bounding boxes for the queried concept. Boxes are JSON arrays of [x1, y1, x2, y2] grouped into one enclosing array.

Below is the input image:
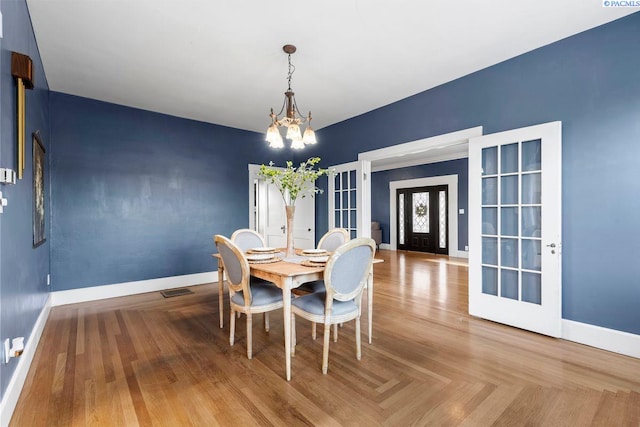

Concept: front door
[[468, 121, 562, 337], [397, 186, 448, 254]]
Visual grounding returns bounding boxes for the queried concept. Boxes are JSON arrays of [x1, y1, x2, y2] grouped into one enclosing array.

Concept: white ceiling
[[26, 1, 634, 133]]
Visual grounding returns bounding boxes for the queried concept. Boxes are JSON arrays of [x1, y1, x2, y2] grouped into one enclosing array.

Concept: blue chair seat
[[231, 282, 283, 307], [292, 292, 358, 317], [296, 280, 325, 294]]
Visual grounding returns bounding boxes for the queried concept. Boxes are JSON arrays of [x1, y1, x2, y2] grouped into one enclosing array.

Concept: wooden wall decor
[[11, 52, 34, 180]]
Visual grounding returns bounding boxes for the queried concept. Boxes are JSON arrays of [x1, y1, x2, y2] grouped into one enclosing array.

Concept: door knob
[[308, 228, 311, 232], [546, 243, 556, 248], [281, 225, 285, 234]]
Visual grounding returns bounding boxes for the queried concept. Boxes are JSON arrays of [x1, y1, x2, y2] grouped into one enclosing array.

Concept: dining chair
[[317, 228, 350, 252], [214, 235, 285, 359], [230, 228, 266, 251], [291, 237, 376, 374], [297, 228, 350, 294], [296, 228, 350, 339], [230, 228, 276, 322]]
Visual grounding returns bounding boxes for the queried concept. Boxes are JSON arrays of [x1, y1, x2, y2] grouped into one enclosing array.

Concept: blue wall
[[50, 93, 288, 291], [371, 159, 468, 248], [0, 0, 50, 401], [1, 3, 639, 407], [308, 12, 640, 335]]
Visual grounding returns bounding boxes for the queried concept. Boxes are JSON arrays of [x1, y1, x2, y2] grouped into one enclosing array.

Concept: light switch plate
[[459, 209, 465, 214], [3, 339, 9, 364]]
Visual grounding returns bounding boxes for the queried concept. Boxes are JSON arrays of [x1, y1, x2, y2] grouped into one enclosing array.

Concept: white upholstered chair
[[214, 235, 284, 359], [296, 228, 350, 339], [230, 228, 266, 251], [317, 228, 350, 252], [230, 228, 276, 322], [291, 237, 376, 374], [297, 228, 350, 294]]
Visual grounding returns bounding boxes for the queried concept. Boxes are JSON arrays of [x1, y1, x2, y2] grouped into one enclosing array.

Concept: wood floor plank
[[10, 250, 640, 426]]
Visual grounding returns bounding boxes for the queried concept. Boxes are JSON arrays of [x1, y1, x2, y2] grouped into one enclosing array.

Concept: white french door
[[328, 160, 371, 239], [469, 121, 562, 337]]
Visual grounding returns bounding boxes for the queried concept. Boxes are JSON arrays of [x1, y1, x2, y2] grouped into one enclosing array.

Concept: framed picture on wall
[[33, 131, 46, 248]]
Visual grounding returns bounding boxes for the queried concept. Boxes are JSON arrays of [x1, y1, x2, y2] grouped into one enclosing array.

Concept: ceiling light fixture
[[266, 44, 316, 149]]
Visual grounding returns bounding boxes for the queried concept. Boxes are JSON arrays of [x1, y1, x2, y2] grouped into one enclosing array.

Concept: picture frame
[[33, 131, 46, 248]]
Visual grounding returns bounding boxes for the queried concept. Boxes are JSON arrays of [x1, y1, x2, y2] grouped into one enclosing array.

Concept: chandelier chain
[[287, 54, 296, 91]]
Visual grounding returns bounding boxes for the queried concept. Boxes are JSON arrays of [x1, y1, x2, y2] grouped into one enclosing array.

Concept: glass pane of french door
[[480, 139, 542, 304]]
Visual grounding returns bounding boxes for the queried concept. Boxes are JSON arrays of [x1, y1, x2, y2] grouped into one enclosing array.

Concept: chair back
[[231, 229, 266, 252], [324, 237, 375, 303], [317, 228, 350, 252], [214, 235, 252, 305]]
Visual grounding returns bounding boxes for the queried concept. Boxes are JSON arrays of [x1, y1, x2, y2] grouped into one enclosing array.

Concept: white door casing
[[468, 121, 562, 338]]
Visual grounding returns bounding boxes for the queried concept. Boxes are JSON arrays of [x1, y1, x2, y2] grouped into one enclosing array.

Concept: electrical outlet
[[3, 339, 9, 364], [465, 245, 469, 251]]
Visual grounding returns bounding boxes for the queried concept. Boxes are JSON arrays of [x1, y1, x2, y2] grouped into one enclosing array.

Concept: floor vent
[[161, 288, 194, 298]]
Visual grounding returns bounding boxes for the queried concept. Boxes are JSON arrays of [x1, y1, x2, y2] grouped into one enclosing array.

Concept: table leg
[[218, 263, 225, 328], [367, 268, 373, 344], [282, 279, 293, 381]]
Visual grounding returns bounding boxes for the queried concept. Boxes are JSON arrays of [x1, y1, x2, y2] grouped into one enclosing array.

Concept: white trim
[[51, 271, 218, 306], [359, 126, 483, 172], [248, 164, 261, 231], [1, 295, 52, 427], [562, 320, 640, 359], [356, 160, 372, 238], [389, 175, 459, 256], [371, 152, 468, 172]]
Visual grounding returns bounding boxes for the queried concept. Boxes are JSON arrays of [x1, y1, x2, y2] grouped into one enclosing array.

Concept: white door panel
[[469, 121, 562, 337], [261, 174, 315, 250]]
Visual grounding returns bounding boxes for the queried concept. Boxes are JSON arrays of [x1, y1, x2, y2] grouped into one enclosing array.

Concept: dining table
[[213, 250, 381, 381]]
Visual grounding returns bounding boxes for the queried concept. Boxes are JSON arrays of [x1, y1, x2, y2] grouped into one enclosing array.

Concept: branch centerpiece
[[258, 157, 330, 256]]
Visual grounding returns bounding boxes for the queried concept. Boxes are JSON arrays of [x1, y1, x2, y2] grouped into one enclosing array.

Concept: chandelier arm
[[292, 101, 309, 123], [273, 96, 287, 120]]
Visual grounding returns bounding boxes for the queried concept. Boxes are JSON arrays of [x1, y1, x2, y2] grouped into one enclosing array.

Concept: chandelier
[[266, 44, 317, 149]]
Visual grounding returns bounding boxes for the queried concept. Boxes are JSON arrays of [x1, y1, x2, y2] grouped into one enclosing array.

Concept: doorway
[[248, 164, 315, 249], [397, 185, 449, 254]]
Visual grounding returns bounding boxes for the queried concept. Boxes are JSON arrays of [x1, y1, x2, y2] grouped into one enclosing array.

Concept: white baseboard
[[1, 295, 52, 427], [453, 250, 469, 259], [562, 319, 640, 359], [51, 271, 218, 306], [378, 244, 469, 259]]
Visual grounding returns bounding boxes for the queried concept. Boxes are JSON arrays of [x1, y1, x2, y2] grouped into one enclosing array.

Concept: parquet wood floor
[[11, 250, 640, 426]]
